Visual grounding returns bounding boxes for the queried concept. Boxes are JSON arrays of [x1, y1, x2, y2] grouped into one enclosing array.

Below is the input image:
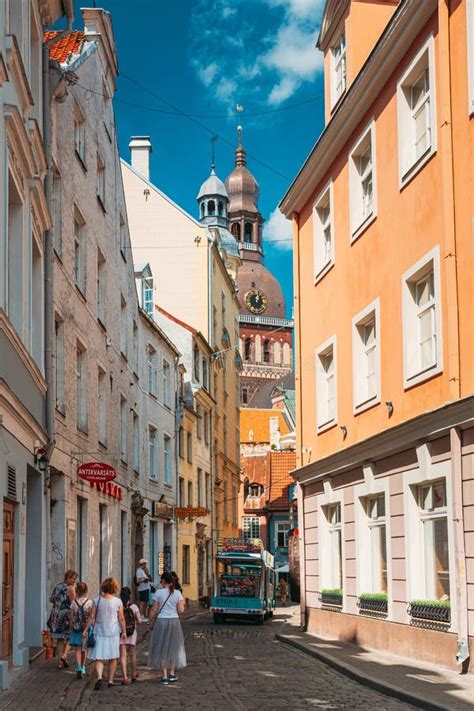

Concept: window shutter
[[7, 465, 17, 501]]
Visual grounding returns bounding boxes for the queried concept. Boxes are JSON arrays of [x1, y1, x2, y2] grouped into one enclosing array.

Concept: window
[[142, 275, 154, 315], [178, 428, 185, 458], [97, 249, 106, 325], [120, 395, 127, 462], [397, 38, 436, 185], [99, 504, 108, 581], [325, 503, 343, 589], [276, 521, 290, 548], [313, 183, 334, 282], [120, 295, 128, 359], [331, 32, 346, 106], [221, 291, 226, 327], [204, 412, 209, 445], [223, 415, 227, 455], [187, 433, 192, 463], [193, 345, 200, 382], [242, 387, 248, 405], [76, 497, 88, 581], [242, 516, 260, 540], [30, 231, 43, 367], [147, 345, 158, 396], [74, 212, 86, 294], [182, 545, 190, 584], [74, 102, 86, 163], [6, 168, 24, 336], [120, 511, 127, 586], [133, 412, 140, 473], [316, 336, 337, 431], [212, 305, 217, 340], [132, 321, 138, 374], [205, 472, 210, 509], [402, 247, 442, 388], [223, 481, 228, 523], [52, 169, 62, 257], [149, 521, 157, 582], [96, 154, 105, 208], [119, 215, 127, 258], [188, 481, 193, 507], [349, 124, 376, 239], [232, 487, 237, 526], [163, 434, 171, 485], [178, 477, 185, 507], [163, 360, 171, 407], [103, 80, 113, 138], [202, 357, 209, 391], [197, 469, 203, 507], [419, 480, 449, 599], [197, 405, 203, 439], [76, 343, 88, 433], [353, 299, 380, 413], [367, 496, 387, 593], [244, 222, 252, 242], [98, 366, 107, 446], [55, 317, 65, 414], [149, 427, 157, 479]]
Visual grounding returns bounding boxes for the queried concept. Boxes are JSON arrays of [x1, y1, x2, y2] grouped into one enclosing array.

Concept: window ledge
[[354, 395, 380, 416], [75, 285, 87, 302], [350, 212, 376, 245], [314, 260, 335, 285], [75, 150, 87, 172], [98, 439, 107, 449], [97, 317, 107, 332], [330, 91, 346, 115], [97, 195, 106, 213], [404, 362, 442, 390], [76, 426, 89, 437], [149, 477, 158, 484], [400, 146, 436, 191], [120, 248, 127, 262], [55, 405, 66, 418], [317, 419, 337, 435]]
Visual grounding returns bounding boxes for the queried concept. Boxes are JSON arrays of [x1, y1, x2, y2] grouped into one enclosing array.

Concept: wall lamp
[[340, 425, 348, 439], [385, 401, 394, 418]]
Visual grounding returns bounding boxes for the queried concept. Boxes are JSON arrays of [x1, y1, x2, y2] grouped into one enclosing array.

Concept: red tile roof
[[268, 451, 296, 511], [240, 409, 289, 443], [155, 304, 197, 335], [44, 31, 85, 63]]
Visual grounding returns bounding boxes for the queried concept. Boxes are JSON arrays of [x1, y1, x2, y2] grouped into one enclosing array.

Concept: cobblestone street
[[0, 609, 412, 710]]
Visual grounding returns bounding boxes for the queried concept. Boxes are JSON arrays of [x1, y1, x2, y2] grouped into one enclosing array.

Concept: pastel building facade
[[281, 0, 474, 670]]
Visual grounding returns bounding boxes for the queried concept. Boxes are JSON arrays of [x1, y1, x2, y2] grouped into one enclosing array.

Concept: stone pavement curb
[[275, 626, 473, 711]]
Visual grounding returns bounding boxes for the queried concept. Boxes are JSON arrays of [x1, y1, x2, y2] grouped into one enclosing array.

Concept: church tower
[[225, 128, 293, 406]]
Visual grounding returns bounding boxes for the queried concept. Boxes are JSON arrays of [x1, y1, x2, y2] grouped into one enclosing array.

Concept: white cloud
[[197, 61, 219, 88], [263, 207, 293, 251], [215, 77, 238, 103]]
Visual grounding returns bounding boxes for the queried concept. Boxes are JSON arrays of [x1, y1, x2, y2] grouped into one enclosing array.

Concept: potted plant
[[320, 588, 343, 607], [357, 592, 388, 614], [408, 599, 450, 623]]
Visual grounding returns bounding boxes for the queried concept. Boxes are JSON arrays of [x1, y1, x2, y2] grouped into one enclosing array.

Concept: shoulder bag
[[150, 591, 172, 630], [87, 596, 101, 648]]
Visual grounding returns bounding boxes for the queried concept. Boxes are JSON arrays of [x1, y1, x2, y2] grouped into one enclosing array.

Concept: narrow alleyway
[[0, 608, 411, 710]]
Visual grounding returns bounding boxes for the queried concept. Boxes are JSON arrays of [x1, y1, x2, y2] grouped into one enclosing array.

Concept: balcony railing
[[239, 314, 294, 327]]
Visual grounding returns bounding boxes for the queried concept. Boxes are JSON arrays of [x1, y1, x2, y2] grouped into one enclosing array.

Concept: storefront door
[[1, 502, 15, 661]]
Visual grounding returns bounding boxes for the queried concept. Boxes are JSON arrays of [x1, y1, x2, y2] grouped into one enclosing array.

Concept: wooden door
[[1, 502, 15, 661]]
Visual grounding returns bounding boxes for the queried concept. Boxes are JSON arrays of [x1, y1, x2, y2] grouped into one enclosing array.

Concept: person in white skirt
[[148, 572, 187, 685], [84, 577, 126, 690]]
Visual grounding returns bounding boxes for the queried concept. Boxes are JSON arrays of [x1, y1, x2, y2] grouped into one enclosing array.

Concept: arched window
[[244, 222, 253, 242], [283, 342, 291, 365], [242, 387, 248, 404], [273, 341, 282, 365], [208, 199, 215, 215], [200, 202, 204, 218], [218, 201, 223, 216], [231, 223, 241, 241], [263, 339, 271, 363], [244, 338, 252, 361], [255, 334, 262, 362]]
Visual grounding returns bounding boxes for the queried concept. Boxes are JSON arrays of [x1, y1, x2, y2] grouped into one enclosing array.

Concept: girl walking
[[49, 569, 78, 669], [148, 572, 187, 685], [84, 577, 126, 690], [119, 587, 141, 684], [69, 581, 93, 678]]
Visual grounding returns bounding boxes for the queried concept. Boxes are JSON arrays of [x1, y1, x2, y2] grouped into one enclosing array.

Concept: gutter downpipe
[[438, 0, 468, 669], [292, 210, 307, 630], [207, 235, 216, 593]]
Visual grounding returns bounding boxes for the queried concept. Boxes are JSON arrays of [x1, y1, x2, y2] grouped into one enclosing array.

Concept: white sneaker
[[141, 617, 148, 623]]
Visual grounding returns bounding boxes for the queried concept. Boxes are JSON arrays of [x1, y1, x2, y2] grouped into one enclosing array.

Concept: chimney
[[129, 136, 152, 181]]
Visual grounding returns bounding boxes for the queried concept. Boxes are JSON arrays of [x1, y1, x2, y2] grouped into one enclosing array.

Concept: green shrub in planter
[[320, 588, 343, 606], [357, 592, 388, 614], [408, 599, 450, 623]]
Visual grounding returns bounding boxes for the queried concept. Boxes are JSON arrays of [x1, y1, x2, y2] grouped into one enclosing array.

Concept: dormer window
[[142, 276, 153, 316], [331, 32, 346, 107], [218, 201, 223, 216], [208, 199, 215, 215]]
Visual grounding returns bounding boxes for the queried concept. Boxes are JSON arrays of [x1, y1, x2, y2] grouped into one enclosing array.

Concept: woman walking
[[119, 587, 141, 684], [69, 581, 93, 678], [49, 569, 78, 668], [148, 571, 186, 685], [85, 577, 126, 690]]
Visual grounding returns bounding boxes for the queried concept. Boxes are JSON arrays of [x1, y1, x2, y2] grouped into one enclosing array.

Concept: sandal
[[121, 677, 130, 685], [57, 658, 69, 669], [132, 674, 139, 682]]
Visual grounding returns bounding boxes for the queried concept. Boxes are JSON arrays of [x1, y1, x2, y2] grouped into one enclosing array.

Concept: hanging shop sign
[[219, 537, 262, 554], [175, 506, 207, 519], [153, 501, 174, 519], [77, 462, 116, 483], [89, 480, 123, 500]]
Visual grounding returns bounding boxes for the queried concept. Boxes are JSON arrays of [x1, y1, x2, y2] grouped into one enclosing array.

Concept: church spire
[[235, 125, 247, 167]]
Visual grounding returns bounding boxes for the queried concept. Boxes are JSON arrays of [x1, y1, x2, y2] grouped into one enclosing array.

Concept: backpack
[[72, 599, 89, 632], [124, 604, 136, 637]]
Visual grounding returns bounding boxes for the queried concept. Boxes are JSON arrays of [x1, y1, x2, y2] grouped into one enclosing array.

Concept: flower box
[[408, 600, 450, 624], [357, 593, 388, 615], [320, 589, 343, 607]]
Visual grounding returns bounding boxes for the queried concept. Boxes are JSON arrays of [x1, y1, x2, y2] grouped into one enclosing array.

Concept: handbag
[[87, 596, 101, 648], [150, 591, 172, 630]]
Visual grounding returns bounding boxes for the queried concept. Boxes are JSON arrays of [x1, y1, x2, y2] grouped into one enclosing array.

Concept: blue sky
[[69, 0, 326, 316]]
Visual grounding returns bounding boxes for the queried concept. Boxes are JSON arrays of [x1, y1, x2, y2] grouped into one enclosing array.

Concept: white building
[[47, 8, 179, 598]]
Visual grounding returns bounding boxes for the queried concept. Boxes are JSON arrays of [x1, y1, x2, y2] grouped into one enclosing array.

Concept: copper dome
[[225, 143, 260, 213], [239, 261, 286, 319]]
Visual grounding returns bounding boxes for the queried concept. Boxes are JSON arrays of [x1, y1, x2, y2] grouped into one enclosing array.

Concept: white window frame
[[163, 359, 171, 408], [132, 411, 140, 473], [315, 335, 337, 432], [74, 214, 86, 295], [98, 365, 107, 446], [352, 298, 381, 414], [96, 153, 105, 208], [142, 275, 154, 316], [97, 249, 106, 325], [76, 342, 88, 433], [313, 181, 334, 283], [402, 246, 442, 389], [330, 31, 346, 108], [163, 433, 172, 485], [242, 516, 260, 540], [55, 317, 65, 414], [322, 502, 343, 590], [275, 521, 290, 549], [120, 395, 127, 463], [349, 121, 377, 241], [149, 426, 157, 480], [52, 168, 62, 257], [120, 295, 128, 359], [147, 344, 158, 396], [397, 36, 437, 187], [74, 102, 86, 164], [468, 0, 474, 115]]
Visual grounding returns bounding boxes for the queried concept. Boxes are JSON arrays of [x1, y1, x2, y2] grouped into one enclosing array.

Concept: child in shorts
[[69, 581, 93, 678]]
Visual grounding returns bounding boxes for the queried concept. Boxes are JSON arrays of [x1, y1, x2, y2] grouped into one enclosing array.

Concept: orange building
[[280, 0, 474, 670]]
